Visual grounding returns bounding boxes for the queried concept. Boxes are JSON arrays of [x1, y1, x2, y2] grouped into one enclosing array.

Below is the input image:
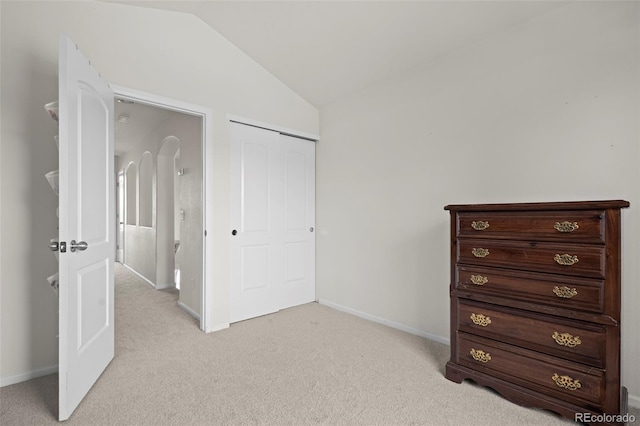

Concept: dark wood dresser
[[444, 200, 629, 425]]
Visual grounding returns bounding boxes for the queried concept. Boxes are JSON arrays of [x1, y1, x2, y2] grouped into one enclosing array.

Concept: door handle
[[49, 241, 59, 252], [70, 240, 88, 252]]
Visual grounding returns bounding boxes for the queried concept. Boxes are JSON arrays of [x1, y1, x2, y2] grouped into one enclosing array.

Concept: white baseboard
[[207, 322, 230, 333], [155, 282, 176, 290], [317, 299, 450, 346], [0, 365, 58, 387], [123, 263, 156, 289], [178, 300, 200, 320]]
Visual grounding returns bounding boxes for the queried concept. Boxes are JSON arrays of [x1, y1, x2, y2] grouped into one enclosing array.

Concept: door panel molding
[[58, 34, 114, 421]]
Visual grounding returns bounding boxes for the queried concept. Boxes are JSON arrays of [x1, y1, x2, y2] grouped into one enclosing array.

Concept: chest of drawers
[[444, 200, 629, 425]]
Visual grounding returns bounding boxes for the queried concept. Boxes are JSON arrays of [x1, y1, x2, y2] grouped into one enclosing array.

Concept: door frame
[[116, 170, 125, 263], [113, 85, 214, 333]]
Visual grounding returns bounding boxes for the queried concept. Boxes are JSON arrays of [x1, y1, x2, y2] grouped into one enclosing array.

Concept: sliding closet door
[[230, 124, 282, 323], [280, 135, 315, 309], [230, 123, 315, 323]]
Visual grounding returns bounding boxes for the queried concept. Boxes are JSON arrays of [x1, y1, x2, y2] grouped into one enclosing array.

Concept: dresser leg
[[445, 362, 464, 383]]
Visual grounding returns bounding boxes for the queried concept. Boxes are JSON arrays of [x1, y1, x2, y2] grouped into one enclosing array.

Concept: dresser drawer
[[456, 266, 605, 314], [457, 239, 605, 278], [457, 210, 604, 243], [456, 333, 604, 406], [457, 300, 606, 367]]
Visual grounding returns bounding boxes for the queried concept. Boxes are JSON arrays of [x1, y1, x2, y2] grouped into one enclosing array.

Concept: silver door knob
[[49, 241, 59, 251], [70, 240, 88, 252]]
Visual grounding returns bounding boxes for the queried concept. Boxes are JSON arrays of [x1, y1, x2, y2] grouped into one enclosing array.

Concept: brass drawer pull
[[554, 254, 579, 266], [554, 221, 579, 233], [552, 373, 582, 391], [552, 332, 582, 347], [472, 248, 490, 258], [470, 348, 491, 363], [470, 275, 488, 286], [553, 286, 577, 298], [471, 221, 490, 231], [470, 313, 491, 327]]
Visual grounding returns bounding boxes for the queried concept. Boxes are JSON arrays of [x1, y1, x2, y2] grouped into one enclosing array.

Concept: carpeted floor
[[1, 263, 636, 425]]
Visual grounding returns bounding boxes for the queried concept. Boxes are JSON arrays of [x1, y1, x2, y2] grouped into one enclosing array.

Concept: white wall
[[317, 1, 640, 405], [0, 0, 318, 385]]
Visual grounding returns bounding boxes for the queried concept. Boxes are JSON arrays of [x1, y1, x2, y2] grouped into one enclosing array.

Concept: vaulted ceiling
[[106, 1, 569, 109], [111, 1, 570, 155]]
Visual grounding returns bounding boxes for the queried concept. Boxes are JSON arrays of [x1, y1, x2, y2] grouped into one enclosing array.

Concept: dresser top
[[444, 200, 629, 212]]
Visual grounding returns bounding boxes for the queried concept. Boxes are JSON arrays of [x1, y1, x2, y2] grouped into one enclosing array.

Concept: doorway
[[112, 86, 213, 332]]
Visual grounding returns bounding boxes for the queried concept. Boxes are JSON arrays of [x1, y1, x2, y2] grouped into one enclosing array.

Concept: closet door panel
[[230, 124, 281, 323], [280, 135, 315, 309]]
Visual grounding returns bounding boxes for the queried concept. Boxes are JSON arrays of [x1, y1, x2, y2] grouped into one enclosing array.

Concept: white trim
[[116, 170, 125, 264], [629, 393, 640, 409], [318, 299, 450, 346], [113, 85, 214, 333], [123, 263, 155, 289], [208, 322, 230, 332], [226, 114, 320, 142], [113, 85, 207, 117], [155, 283, 175, 290], [178, 300, 200, 320], [202, 110, 215, 333], [1, 365, 58, 387]]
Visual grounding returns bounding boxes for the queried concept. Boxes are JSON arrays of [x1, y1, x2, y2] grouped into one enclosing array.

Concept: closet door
[[230, 123, 316, 323], [230, 124, 282, 323], [280, 135, 315, 309]]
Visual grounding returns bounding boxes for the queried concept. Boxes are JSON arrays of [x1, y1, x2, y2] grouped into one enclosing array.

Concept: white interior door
[[58, 35, 115, 421], [230, 123, 315, 323], [230, 124, 282, 323], [280, 135, 315, 309]]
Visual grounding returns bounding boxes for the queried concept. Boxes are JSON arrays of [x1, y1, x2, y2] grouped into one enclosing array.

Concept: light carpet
[[1, 263, 636, 425]]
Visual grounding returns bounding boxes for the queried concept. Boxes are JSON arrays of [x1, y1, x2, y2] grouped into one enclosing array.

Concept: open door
[[58, 35, 115, 421]]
